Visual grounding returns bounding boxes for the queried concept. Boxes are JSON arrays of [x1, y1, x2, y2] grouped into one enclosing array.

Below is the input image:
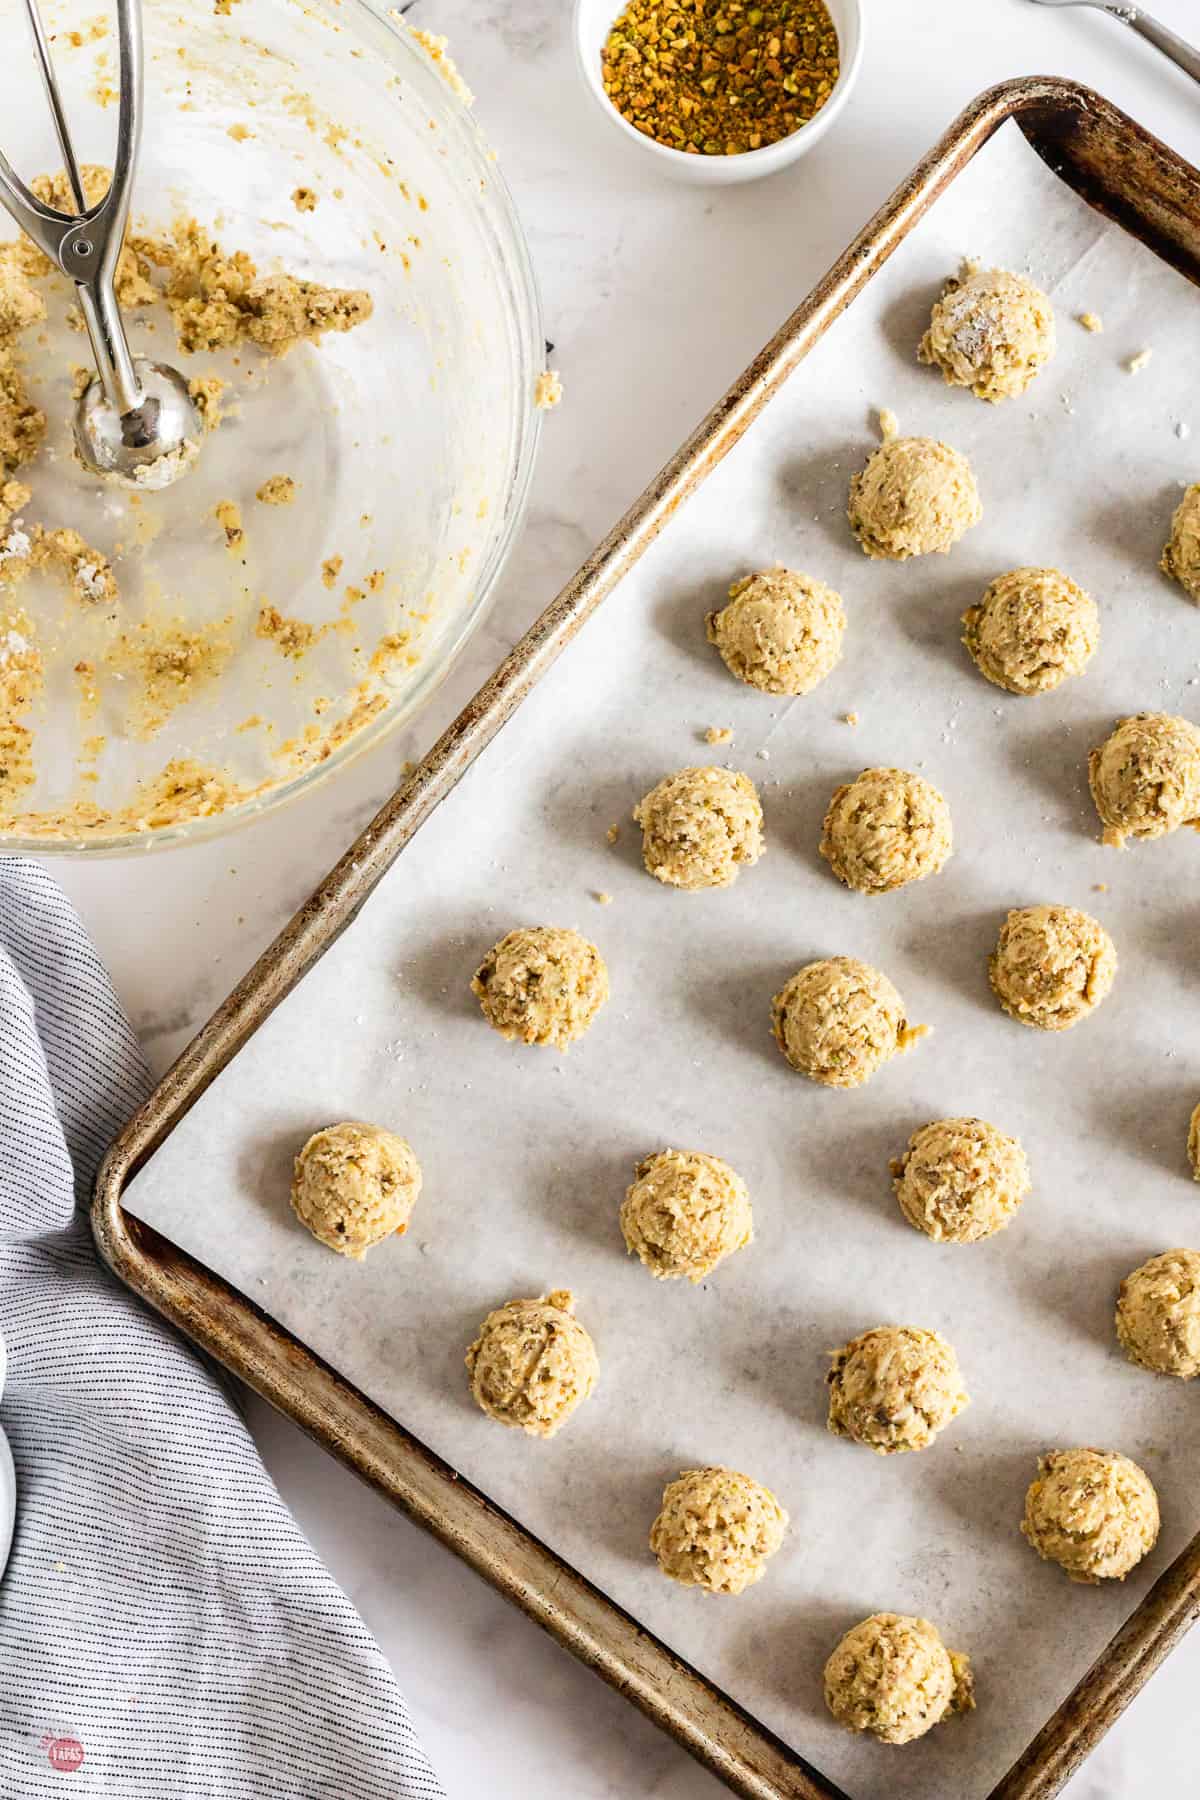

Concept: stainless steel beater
[[0, 0, 202, 488]]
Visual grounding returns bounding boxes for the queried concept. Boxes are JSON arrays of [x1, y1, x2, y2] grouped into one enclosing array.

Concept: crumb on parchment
[[593, 891, 613, 905], [321, 555, 343, 589], [534, 370, 563, 411], [227, 123, 253, 142], [292, 187, 318, 213], [704, 725, 732, 745], [256, 473, 296, 506], [1127, 348, 1153, 374], [877, 407, 899, 441], [1079, 311, 1103, 333], [843, 711, 859, 726]]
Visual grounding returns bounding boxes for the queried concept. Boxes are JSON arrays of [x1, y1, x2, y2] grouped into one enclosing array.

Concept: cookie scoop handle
[[0, 0, 145, 417]]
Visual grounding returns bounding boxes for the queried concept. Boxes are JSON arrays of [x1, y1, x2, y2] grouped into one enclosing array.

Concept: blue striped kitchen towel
[[0, 859, 444, 1799]]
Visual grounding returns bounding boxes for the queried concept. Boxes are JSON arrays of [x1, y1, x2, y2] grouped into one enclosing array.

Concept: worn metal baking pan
[[94, 78, 1200, 1800]]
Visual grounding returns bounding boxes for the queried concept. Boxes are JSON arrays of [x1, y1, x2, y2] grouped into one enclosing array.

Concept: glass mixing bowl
[[0, 0, 542, 851]]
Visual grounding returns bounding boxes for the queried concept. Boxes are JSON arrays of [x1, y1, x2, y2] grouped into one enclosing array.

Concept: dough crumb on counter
[[1078, 311, 1103, 333], [877, 406, 899, 440], [321, 554, 343, 589], [1126, 348, 1153, 374], [291, 186, 318, 213], [534, 369, 563, 411], [256, 473, 297, 506], [843, 711, 859, 726], [215, 499, 245, 554], [226, 123, 253, 142], [606, 822, 619, 844], [704, 725, 732, 745], [592, 890, 613, 905]]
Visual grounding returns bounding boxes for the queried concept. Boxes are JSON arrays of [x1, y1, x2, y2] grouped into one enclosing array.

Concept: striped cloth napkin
[[0, 860, 444, 1798]]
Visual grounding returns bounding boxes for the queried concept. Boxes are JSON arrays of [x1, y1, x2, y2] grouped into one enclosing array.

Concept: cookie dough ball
[[827, 1325, 968, 1454], [891, 1117, 1031, 1244], [706, 567, 845, 696], [465, 1289, 598, 1437], [962, 566, 1099, 695], [989, 905, 1116, 1032], [1021, 1448, 1159, 1583], [1087, 712, 1200, 848], [918, 267, 1055, 402], [471, 925, 609, 1051], [1190, 1102, 1200, 1181], [820, 766, 953, 895], [1161, 483, 1200, 603], [649, 1466, 787, 1595], [848, 436, 982, 561], [771, 956, 927, 1089], [824, 1613, 974, 1745], [633, 765, 764, 891], [290, 1120, 421, 1260], [1116, 1249, 1200, 1379], [621, 1149, 753, 1282]]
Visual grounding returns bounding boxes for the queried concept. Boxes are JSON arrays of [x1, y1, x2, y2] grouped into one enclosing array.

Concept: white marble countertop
[[42, 1, 1200, 1794]]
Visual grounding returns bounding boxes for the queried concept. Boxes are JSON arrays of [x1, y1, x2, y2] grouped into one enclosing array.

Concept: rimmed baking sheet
[[122, 118, 1200, 1800]]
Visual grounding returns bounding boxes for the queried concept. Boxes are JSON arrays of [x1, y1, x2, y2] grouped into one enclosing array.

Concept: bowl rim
[[572, 0, 864, 178], [9, 0, 546, 858]]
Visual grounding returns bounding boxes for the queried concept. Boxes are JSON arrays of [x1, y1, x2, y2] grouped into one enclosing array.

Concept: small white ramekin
[[574, 0, 864, 185]]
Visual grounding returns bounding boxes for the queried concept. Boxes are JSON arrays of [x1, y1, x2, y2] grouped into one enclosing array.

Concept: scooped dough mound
[[962, 566, 1099, 695], [1116, 1249, 1200, 1379], [1190, 1102, 1200, 1181], [621, 1149, 753, 1282], [649, 1466, 787, 1595], [848, 436, 982, 561], [1087, 712, 1200, 848], [771, 957, 927, 1089], [891, 1117, 1031, 1244], [290, 1120, 421, 1259], [918, 267, 1055, 402], [465, 1289, 598, 1437], [1161, 483, 1200, 603], [827, 1325, 968, 1454], [989, 905, 1116, 1032], [824, 1613, 974, 1745], [1021, 1448, 1159, 1582], [820, 766, 953, 894], [633, 765, 764, 890], [705, 567, 846, 696], [471, 926, 609, 1050]]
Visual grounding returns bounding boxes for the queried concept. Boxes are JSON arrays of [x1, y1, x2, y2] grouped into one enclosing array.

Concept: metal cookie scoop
[[0, 0, 202, 489], [1027, 0, 1200, 86]]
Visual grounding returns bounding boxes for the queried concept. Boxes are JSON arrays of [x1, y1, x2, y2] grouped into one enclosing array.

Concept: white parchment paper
[[126, 122, 1200, 1800]]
